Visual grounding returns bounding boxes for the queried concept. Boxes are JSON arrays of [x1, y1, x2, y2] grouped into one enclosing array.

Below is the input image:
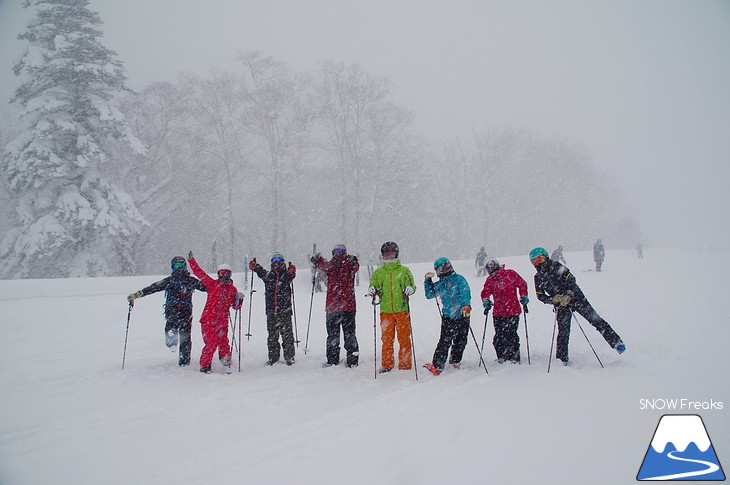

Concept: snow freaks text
[[639, 399, 724, 411]]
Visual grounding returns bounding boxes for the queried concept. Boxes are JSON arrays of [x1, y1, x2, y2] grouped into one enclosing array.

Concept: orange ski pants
[[380, 311, 413, 370]]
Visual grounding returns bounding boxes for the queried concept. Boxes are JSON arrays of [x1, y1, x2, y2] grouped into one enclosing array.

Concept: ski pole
[[479, 309, 490, 367], [290, 274, 300, 346], [468, 324, 489, 374], [229, 311, 239, 354], [122, 301, 133, 370], [403, 291, 418, 382], [370, 293, 380, 379], [304, 255, 317, 354], [245, 262, 255, 340], [237, 308, 242, 372], [547, 311, 558, 373], [572, 312, 604, 368], [522, 303, 531, 365]]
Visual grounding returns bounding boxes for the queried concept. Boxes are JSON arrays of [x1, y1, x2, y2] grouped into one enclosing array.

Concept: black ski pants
[[555, 297, 622, 362], [164, 305, 193, 366], [325, 311, 359, 366], [493, 315, 521, 363], [432, 315, 469, 371], [267, 314, 296, 364]]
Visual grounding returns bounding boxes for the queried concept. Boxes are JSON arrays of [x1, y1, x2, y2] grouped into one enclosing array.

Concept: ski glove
[[461, 305, 471, 317], [310, 253, 321, 265], [424, 272, 435, 280], [288, 263, 296, 274], [482, 299, 493, 310], [127, 291, 142, 302], [403, 286, 415, 297], [248, 259, 257, 270], [347, 255, 358, 264], [236, 292, 245, 304], [520, 296, 530, 305], [188, 250, 193, 260], [368, 286, 378, 297], [551, 294, 571, 307]]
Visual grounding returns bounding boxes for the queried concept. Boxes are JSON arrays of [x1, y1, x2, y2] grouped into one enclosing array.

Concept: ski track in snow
[[642, 450, 720, 480], [1, 248, 728, 485]]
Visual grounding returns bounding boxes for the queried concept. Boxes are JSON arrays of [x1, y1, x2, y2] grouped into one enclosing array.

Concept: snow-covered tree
[[239, 51, 313, 253], [1, 0, 147, 278], [313, 61, 418, 255]]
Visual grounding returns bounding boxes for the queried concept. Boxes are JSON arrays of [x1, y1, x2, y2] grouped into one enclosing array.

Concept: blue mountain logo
[[637, 414, 725, 481]]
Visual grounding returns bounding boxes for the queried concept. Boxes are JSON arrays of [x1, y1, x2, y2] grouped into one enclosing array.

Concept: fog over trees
[[0, 0, 639, 278]]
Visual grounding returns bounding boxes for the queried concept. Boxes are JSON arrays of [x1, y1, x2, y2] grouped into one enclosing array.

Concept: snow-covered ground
[[1, 248, 727, 485]]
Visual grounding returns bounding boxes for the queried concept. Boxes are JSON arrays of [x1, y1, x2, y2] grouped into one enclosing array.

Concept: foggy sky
[[1, 0, 728, 249]]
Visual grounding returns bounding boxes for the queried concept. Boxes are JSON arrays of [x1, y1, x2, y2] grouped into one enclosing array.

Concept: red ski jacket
[[480, 266, 528, 317], [316, 255, 359, 312], [189, 257, 241, 326]]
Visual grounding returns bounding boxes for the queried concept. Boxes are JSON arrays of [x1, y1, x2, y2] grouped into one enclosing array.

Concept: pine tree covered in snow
[[1, 0, 147, 278]]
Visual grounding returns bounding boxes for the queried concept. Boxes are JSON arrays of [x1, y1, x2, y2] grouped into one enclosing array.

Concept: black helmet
[[171, 256, 186, 271], [485, 259, 501, 275], [381, 241, 399, 258]]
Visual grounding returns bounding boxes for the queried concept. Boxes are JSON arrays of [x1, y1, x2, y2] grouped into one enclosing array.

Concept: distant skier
[[127, 256, 207, 367], [423, 257, 471, 376], [311, 244, 360, 367], [636, 242, 644, 259], [480, 259, 529, 364], [249, 253, 297, 366], [475, 247, 488, 276], [187, 251, 244, 374], [551, 245, 566, 265], [529, 247, 625, 366], [593, 239, 605, 272], [368, 241, 417, 372]]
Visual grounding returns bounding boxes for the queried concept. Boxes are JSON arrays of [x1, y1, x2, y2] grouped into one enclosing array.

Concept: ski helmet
[[217, 264, 232, 280], [332, 244, 347, 256], [170, 256, 186, 270], [529, 247, 549, 266], [434, 257, 453, 276], [381, 241, 399, 258], [271, 252, 285, 264], [485, 259, 501, 275]]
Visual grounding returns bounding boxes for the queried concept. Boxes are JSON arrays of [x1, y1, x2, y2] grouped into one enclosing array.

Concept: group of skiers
[[127, 241, 625, 374]]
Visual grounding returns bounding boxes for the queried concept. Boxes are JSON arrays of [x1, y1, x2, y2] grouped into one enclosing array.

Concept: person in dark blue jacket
[[422, 257, 472, 375], [249, 253, 297, 366], [127, 256, 207, 366]]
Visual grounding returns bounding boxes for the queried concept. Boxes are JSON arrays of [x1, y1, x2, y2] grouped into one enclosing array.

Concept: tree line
[[0, 0, 639, 278]]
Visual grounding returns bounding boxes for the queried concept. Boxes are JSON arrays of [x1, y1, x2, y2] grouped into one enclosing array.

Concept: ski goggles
[[171, 261, 186, 270], [332, 248, 346, 255], [435, 261, 452, 276], [530, 255, 547, 267], [271, 256, 285, 263], [218, 269, 232, 278]]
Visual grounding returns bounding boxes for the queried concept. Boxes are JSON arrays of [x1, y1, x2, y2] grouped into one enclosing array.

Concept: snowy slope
[[0, 248, 728, 485]]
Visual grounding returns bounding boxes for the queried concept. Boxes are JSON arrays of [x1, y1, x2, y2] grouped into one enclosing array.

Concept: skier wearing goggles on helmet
[[126, 256, 207, 366], [368, 241, 417, 373], [311, 244, 360, 367], [529, 247, 625, 366], [249, 253, 297, 366], [423, 257, 471, 376], [187, 251, 244, 374], [480, 258, 529, 364]]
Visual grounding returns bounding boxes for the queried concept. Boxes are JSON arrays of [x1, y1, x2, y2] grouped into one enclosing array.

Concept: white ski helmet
[[217, 264, 232, 278]]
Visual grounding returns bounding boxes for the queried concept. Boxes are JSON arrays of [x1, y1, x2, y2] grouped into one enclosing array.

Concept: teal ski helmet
[[433, 257, 453, 276], [529, 247, 549, 267], [529, 247, 548, 260]]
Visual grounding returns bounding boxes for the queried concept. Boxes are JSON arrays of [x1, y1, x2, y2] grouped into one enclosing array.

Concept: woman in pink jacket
[[188, 251, 243, 374], [480, 259, 529, 364]]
